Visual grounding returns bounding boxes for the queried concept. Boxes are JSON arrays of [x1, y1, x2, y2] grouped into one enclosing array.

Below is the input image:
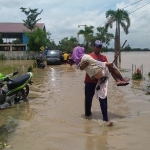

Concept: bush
[[132, 68, 142, 80], [0, 54, 6, 60], [33, 60, 37, 68], [132, 73, 142, 80], [27, 66, 33, 72]]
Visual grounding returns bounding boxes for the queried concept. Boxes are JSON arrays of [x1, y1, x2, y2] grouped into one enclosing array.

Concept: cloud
[[1, 0, 150, 48]]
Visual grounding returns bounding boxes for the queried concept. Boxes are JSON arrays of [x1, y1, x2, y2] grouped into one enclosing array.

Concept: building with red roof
[[0, 22, 46, 43], [0, 22, 46, 51]]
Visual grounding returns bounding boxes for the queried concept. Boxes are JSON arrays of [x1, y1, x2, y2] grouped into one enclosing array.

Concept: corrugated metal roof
[[0, 22, 45, 33]]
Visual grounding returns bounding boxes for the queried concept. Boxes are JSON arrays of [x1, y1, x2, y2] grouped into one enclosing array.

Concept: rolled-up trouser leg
[[99, 97, 108, 121]]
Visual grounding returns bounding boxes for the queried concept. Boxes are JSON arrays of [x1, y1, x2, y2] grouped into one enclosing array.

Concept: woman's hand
[[80, 61, 89, 70]]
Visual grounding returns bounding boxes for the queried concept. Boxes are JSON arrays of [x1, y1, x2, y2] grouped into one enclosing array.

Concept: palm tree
[[105, 9, 130, 66], [77, 25, 94, 53], [96, 27, 114, 46]]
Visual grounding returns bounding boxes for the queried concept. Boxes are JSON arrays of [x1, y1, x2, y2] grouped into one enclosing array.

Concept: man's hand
[[106, 62, 113, 68], [80, 61, 89, 70]]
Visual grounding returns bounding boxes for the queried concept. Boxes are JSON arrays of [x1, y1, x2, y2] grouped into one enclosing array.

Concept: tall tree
[[95, 27, 114, 47], [20, 7, 43, 31], [26, 27, 47, 51], [77, 25, 94, 52], [48, 40, 57, 50], [105, 9, 130, 66], [58, 37, 78, 53]]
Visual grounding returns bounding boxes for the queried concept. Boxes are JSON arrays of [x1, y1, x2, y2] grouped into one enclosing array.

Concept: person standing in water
[[73, 40, 129, 126]]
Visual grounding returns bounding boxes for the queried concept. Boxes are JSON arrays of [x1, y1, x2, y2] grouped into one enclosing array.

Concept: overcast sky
[[1, 0, 150, 48]]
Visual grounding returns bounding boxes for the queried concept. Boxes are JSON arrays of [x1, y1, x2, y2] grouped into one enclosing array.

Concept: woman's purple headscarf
[[72, 46, 84, 65]]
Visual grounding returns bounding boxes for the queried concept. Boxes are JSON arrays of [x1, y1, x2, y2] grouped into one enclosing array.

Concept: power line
[[130, 7, 150, 18], [95, 0, 146, 30], [129, 2, 150, 14], [94, 20, 106, 31], [122, 0, 143, 9]]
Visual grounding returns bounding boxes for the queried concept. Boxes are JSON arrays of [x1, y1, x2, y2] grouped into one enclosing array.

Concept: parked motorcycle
[[36, 56, 45, 69], [0, 71, 33, 109]]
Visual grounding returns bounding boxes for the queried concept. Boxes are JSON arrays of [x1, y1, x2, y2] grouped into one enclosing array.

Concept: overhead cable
[[129, 2, 150, 14], [122, 0, 143, 9], [95, 0, 146, 29]]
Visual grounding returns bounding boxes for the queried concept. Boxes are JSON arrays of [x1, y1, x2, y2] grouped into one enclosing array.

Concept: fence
[[0, 51, 42, 60]]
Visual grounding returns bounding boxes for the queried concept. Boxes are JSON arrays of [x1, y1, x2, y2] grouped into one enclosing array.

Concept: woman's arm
[[79, 61, 89, 70]]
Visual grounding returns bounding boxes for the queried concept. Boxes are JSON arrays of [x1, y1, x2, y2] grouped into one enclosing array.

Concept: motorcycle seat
[[7, 74, 30, 89]]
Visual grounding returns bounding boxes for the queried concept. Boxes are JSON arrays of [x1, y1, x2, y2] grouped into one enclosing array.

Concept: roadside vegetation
[[0, 117, 18, 149], [0, 63, 33, 75]]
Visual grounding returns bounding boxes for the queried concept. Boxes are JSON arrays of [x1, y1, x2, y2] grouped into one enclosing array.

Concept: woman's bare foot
[[117, 81, 129, 86], [123, 78, 130, 82]]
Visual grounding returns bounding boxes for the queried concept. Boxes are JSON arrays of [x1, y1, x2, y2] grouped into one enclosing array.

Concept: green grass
[[0, 65, 19, 75], [0, 63, 34, 75]]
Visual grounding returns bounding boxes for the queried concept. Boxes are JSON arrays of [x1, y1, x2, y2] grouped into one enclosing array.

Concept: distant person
[[68, 52, 74, 66], [63, 52, 69, 64], [44, 46, 48, 58]]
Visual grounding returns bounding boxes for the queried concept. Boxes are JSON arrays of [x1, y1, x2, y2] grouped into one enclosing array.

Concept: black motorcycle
[[36, 56, 45, 69]]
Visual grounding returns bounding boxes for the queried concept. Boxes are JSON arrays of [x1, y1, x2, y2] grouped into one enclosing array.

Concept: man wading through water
[[78, 40, 129, 126]]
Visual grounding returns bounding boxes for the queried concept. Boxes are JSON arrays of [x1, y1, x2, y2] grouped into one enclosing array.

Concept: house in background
[[0, 22, 46, 51]]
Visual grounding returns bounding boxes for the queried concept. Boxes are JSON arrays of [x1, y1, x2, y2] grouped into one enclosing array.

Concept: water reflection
[[132, 80, 142, 87], [0, 100, 35, 127], [85, 126, 109, 150], [16, 101, 38, 121], [50, 67, 56, 82]]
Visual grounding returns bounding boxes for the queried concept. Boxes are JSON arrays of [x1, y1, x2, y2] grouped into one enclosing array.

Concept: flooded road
[[1, 52, 150, 150]]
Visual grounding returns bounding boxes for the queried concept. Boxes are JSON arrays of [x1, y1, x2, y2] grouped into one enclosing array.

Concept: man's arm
[[106, 62, 113, 68]]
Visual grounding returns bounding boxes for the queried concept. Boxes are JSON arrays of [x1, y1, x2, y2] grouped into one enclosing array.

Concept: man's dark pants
[[85, 82, 108, 121]]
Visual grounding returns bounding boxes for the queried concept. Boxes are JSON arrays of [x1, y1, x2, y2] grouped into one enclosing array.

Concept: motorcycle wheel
[[15, 85, 29, 102]]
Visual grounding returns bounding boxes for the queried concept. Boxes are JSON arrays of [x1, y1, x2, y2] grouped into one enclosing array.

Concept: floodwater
[[1, 52, 150, 150]]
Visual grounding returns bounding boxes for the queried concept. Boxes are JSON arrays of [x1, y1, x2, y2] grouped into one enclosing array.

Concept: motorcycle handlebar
[[13, 71, 18, 76], [0, 71, 18, 82], [6, 71, 18, 78], [3, 77, 10, 82]]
